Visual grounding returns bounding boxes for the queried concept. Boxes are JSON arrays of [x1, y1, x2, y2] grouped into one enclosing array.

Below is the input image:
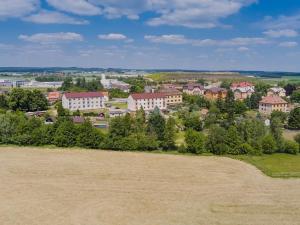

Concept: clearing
[[1, 147, 300, 225]]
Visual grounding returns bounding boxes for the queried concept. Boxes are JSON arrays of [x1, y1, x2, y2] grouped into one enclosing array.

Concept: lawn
[[231, 154, 300, 178]]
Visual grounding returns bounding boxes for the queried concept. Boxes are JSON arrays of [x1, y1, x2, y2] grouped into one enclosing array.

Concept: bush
[[185, 129, 205, 154], [294, 134, 300, 145], [261, 135, 277, 154], [284, 140, 299, 155], [234, 143, 258, 155]]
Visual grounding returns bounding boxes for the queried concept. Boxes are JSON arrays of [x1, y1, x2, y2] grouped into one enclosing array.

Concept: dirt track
[[1, 147, 300, 225]]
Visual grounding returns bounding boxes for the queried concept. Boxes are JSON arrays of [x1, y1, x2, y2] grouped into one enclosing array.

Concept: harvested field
[[1, 147, 300, 225]]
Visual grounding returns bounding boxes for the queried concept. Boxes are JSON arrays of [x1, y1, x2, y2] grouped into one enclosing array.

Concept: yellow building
[[205, 88, 227, 100], [259, 96, 288, 115], [159, 88, 183, 105]]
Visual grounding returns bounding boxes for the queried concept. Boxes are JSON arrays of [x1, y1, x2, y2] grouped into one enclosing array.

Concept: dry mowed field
[[1, 147, 300, 225]]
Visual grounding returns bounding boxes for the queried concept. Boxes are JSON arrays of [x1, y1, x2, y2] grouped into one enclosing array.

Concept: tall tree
[[288, 107, 300, 129], [185, 129, 205, 154], [162, 117, 176, 150], [147, 108, 166, 141]]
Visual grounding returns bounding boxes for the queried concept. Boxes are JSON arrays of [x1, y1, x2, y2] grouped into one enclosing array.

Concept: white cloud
[[98, 33, 127, 40], [0, 0, 39, 19], [278, 41, 298, 48], [19, 32, 84, 44], [145, 34, 269, 47], [144, 35, 188, 44], [46, 0, 101, 16], [262, 14, 300, 30], [98, 33, 133, 42], [22, 10, 89, 25], [263, 29, 298, 38], [46, 0, 257, 28], [238, 47, 250, 51]]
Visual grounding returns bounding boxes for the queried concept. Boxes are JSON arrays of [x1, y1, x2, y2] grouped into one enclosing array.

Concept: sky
[[0, 0, 300, 71]]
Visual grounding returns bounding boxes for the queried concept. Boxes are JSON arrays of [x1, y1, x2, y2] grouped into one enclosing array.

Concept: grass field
[[232, 154, 300, 178], [1, 147, 300, 225], [147, 72, 248, 82]]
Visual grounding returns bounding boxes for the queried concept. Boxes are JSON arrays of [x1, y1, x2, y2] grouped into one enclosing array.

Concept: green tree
[[294, 134, 300, 145], [205, 126, 228, 155], [234, 101, 248, 115], [185, 129, 206, 154], [288, 107, 300, 129], [261, 135, 277, 154], [225, 125, 243, 154], [291, 91, 300, 103], [162, 117, 176, 150], [0, 94, 8, 109], [183, 112, 202, 131], [77, 120, 103, 149], [270, 117, 284, 150], [54, 120, 78, 147], [57, 101, 68, 117], [147, 108, 166, 141]]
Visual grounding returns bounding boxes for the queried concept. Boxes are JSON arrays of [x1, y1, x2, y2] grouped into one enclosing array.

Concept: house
[[158, 88, 183, 105], [259, 96, 288, 115], [127, 93, 167, 111], [47, 91, 61, 103], [183, 84, 205, 95], [205, 87, 227, 100], [267, 87, 286, 97], [230, 81, 255, 91], [0, 80, 13, 87], [233, 87, 255, 100], [109, 109, 128, 117], [62, 92, 106, 111]]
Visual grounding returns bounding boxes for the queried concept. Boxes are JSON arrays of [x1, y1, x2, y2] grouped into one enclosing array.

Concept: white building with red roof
[[230, 81, 255, 91], [62, 92, 106, 111], [128, 93, 167, 111], [259, 96, 288, 115]]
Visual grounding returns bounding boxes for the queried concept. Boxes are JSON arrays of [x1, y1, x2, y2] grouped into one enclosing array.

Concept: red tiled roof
[[231, 82, 254, 88], [48, 92, 60, 99], [130, 93, 166, 100], [64, 92, 104, 99], [259, 96, 287, 104]]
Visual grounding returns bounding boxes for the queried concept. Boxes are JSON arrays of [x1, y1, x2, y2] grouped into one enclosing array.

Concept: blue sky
[[0, 0, 300, 71]]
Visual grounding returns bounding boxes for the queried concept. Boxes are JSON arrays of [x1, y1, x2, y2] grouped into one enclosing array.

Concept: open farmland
[[147, 72, 252, 82], [1, 147, 300, 225]]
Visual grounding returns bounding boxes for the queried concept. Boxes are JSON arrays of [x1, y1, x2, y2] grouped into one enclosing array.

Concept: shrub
[[261, 135, 277, 154], [284, 140, 299, 155], [234, 143, 258, 155]]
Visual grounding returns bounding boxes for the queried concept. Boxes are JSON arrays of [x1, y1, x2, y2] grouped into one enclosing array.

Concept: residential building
[[267, 87, 286, 97], [62, 92, 106, 111], [205, 87, 227, 100], [47, 91, 61, 103], [159, 88, 183, 105], [230, 81, 255, 91], [259, 96, 288, 115], [183, 84, 205, 95], [128, 93, 167, 111], [233, 87, 255, 100], [24, 81, 63, 88]]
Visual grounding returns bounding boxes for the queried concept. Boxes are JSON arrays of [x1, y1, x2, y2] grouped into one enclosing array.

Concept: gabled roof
[[183, 83, 205, 91], [130, 93, 166, 100], [259, 96, 287, 104], [206, 87, 227, 93], [234, 87, 255, 93], [268, 87, 286, 93], [64, 92, 104, 99], [231, 81, 254, 88]]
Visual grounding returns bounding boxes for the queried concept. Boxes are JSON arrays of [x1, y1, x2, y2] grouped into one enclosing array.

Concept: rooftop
[[64, 92, 104, 99], [130, 93, 166, 100], [231, 81, 254, 88], [260, 96, 287, 104]]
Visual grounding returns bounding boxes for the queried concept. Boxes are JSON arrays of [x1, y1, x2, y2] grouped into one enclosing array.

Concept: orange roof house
[[259, 96, 288, 115], [205, 88, 227, 100]]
